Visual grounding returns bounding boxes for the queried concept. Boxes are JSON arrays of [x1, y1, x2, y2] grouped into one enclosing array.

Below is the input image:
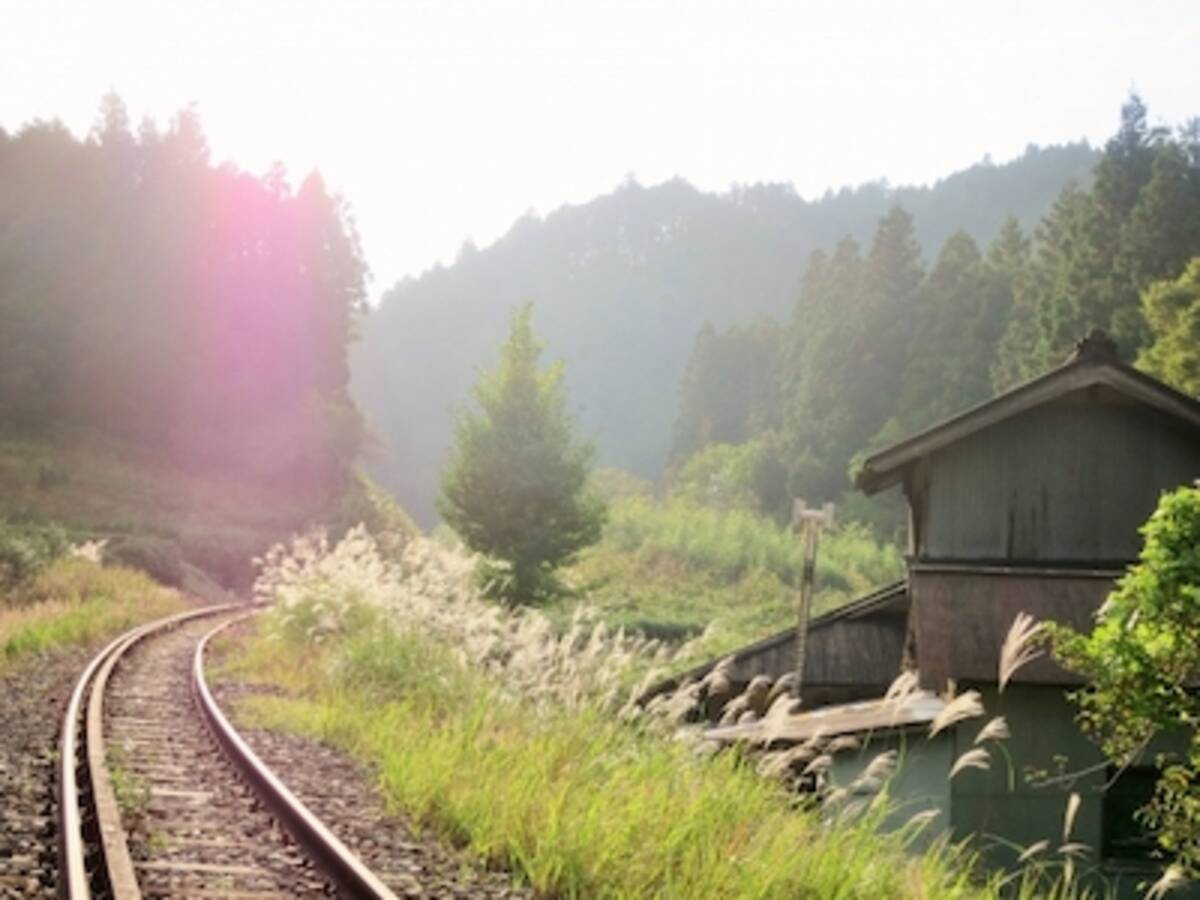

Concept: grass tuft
[[558, 497, 904, 657], [0, 557, 185, 673]]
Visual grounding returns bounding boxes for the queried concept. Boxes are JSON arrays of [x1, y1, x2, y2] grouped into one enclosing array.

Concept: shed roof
[[706, 690, 945, 745], [645, 580, 908, 700], [856, 330, 1200, 494]]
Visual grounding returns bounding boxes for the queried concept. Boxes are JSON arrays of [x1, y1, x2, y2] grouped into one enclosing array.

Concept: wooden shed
[[857, 329, 1200, 692], [682, 331, 1200, 894]]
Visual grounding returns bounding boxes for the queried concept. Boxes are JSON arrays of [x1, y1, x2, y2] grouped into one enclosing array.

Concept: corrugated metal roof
[[705, 690, 945, 745]]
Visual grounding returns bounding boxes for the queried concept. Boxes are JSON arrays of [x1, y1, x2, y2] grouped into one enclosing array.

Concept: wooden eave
[[643, 580, 908, 699], [855, 358, 1200, 495]]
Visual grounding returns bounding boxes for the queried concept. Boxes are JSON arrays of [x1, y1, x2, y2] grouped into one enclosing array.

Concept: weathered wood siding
[[717, 618, 906, 687], [908, 568, 1111, 689], [911, 391, 1200, 563]]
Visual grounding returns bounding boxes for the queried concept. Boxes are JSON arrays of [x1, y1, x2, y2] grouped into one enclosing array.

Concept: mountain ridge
[[354, 141, 1099, 525]]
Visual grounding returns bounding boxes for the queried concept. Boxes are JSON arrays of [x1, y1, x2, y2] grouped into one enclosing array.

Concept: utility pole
[[791, 498, 835, 701]]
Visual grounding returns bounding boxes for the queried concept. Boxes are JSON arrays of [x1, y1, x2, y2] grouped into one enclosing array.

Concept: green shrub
[[179, 530, 257, 590], [104, 535, 186, 587], [0, 519, 69, 594], [1051, 482, 1200, 877], [561, 497, 905, 656], [600, 497, 902, 590], [670, 439, 789, 522]]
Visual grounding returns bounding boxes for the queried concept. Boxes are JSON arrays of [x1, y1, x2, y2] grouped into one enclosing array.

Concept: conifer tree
[[669, 320, 782, 465], [439, 304, 606, 604], [782, 237, 866, 499], [1004, 95, 1200, 377], [1137, 258, 1200, 396], [886, 230, 988, 436]]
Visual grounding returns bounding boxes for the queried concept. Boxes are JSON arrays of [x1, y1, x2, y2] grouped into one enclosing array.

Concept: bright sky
[[3, 1, 1198, 298]]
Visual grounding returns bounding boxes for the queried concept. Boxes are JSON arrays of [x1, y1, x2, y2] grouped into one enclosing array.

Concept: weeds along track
[[58, 605, 399, 900]]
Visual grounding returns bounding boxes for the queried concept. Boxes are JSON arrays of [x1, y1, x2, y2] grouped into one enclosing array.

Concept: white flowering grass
[[232, 527, 1037, 900], [255, 527, 691, 711], [240, 528, 1111, 900]]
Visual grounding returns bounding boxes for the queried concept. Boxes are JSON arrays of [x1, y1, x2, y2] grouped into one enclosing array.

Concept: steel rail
[[58, 603, 245, 900], [192, 613, 400, 900]]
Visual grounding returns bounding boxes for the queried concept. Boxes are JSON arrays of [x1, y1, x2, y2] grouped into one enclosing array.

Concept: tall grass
[[0, 557, 185, 673], [561, 497, 904, 653], [226, 528, 1102, 900], [230, 613, 983, 896], [600, 498, 901, 590]]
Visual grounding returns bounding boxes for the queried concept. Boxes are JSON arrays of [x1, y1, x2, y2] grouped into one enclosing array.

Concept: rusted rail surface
[[193, 614, 398, 899], [58, 604, 237, 899], [57, 604, 399, 900]]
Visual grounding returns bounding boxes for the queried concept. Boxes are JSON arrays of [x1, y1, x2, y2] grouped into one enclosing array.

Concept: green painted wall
[[952, 684, 1195, 899], [829, 685, 1197, 897], [828, 729, 954, 851], [950, 685, 1106, 875]]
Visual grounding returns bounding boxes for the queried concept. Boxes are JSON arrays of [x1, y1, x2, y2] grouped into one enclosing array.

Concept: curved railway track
[[57, 605, 399, 899]]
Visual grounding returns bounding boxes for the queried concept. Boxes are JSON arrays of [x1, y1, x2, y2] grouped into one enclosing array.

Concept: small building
[[679, 332, 1200, 895]]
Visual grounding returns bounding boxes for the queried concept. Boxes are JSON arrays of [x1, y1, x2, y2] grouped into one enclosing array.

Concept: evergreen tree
[[783, 237, 867, 499], [988, 218, 1039, 390], [1137, 258, 1200, 396], [1121, 140, 1200, 306], [846, 207, 926, 450], [0, 95, 367, 486], [669, 319, 783, 465], [439, 304, 606, 604], [885, 230, 988, 437], [1002, 95, 1200, 376]]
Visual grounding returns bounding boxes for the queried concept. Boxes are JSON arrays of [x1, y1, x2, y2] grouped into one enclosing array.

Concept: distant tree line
[[0, 94, 367, 488], [670, 96, 1200, 526], [356, 131, 1097, 525]]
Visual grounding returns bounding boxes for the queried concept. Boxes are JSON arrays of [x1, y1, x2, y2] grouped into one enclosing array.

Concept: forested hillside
[[670, 97, 1200, 529], [0, 95, 366, 485], [356, 142, 1096, 524], [0, 95, 370, 583]]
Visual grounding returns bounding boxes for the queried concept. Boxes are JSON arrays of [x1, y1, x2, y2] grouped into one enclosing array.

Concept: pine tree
[[1009, 95, 1200, 373], [669, 320, 783, 465], [987, 218, 1038, 391], [782, 237, 867, 499], [1121, 141, 1200, 306], [1137, 258, 1200, 396], [887, 230, 988, 436], [439, 304, 606, 604]]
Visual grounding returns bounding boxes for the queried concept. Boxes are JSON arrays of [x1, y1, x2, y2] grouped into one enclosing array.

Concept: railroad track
[[57, 605, 399, 899]]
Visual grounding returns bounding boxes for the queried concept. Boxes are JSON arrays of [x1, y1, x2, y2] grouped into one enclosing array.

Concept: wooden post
[[791, 499, 835, 701]]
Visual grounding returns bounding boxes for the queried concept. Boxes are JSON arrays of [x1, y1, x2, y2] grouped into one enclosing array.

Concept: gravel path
[[0, 649, 91, 899], [209, 645, 532, 898]]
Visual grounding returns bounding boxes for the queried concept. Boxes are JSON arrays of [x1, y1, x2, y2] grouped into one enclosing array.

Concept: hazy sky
[[3, 1, 1197, 297]]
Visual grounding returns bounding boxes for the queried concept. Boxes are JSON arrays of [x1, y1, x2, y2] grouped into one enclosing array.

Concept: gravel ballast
[[209, 670, 531, 898], [0, 648, 92, 899]]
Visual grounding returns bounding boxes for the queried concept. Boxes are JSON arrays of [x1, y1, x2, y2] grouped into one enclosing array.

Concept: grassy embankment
[[218, 529, 1084, 900], [0, 427, 402, 592], [556, 496, 904, 655], [0, 556, 186, 675]]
